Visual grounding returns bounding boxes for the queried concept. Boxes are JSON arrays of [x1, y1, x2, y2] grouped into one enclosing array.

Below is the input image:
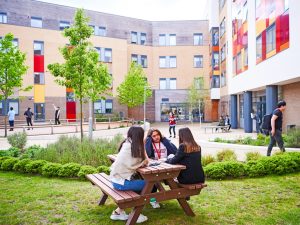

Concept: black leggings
[[169, 126, 176, 136], [26, 118, 33, 127]]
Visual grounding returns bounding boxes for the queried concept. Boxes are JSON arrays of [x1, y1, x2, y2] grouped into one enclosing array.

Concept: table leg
[[126, 181, 155, 225], [165, 179, 195, 217], [98, 192, 108, 205]]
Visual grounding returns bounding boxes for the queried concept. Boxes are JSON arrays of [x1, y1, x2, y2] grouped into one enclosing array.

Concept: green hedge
[[1, 158, 19, 171], [58, 163, 82, 177], [13, 159, 33, 173], [205, 152, 300, 180], [77, 166, 98, 179], [41, 163, 63, 177]]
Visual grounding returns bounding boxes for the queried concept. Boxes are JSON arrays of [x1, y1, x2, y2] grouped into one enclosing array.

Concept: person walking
[[24, 107, 33, 130], [52, 104, 61, 125], [267, 100, 287, 156], [169, 112, 176, 138], [7, 107, 16, 131], [225, 115, 231, 131]]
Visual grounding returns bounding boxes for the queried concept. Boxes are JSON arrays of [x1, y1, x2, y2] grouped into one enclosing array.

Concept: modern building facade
[[207, 0, 300, 132], [0, 0, 212, 122]]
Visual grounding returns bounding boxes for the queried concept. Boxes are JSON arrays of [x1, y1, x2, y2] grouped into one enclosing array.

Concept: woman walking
[[169, 112, 176, 138]]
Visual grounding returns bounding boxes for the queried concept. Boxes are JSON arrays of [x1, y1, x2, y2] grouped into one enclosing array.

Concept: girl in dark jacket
[[166, 127, 205, 184]]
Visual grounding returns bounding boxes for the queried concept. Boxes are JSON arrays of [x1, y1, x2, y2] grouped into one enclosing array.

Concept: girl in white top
[[110, 126, 149, 223]]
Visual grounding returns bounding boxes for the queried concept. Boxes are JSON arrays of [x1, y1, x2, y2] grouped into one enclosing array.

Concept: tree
[[117, 62, 152, 115], [0, 33, 29, 137], [47, 9, 112, 141], [187, 77, 209, 121]]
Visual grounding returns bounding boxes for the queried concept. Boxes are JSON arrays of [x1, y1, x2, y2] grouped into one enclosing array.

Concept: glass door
[[34, 103, 45, 121]]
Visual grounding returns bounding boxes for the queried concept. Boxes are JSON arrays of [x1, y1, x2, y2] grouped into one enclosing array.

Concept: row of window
[[131, 54, 148, 68], [0, 100, 19, 115], [131, 32, 147, 45], [256, 23, 276, 60]]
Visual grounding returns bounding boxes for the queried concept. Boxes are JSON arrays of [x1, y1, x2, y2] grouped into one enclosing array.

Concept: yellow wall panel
[[34, 85, 45, 103], [256, 20, 266, 36]]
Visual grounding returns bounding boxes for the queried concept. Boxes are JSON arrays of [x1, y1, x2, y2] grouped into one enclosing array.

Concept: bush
[[204, 161, 246, 179], [285, 129, 300, 148], [20, 145, 45, 159], [77, 165, 98, 179], [97, 165, 110, 175], [246, 152, 262, 161], [0, 156, 13, 167], [32, 135, 122, 167], [41, 162, 63, 177], [25, 160, 47, 174], [217, 149, 237, 162], [201, 155, 216, 167], [1, 158, 19, 171], [58, 163, 81, 177], [13, 159, 33, 172], [0, 150, 9, 157], [7, 132, 27, 152], [7, 147, 21, 157]]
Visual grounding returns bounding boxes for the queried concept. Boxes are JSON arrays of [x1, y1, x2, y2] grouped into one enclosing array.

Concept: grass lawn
[[1, 172, 300, 225]]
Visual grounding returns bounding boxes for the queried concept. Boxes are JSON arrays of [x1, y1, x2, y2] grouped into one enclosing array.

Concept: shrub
[[41, 162, 63, 177], [217, 149, 237, 162], [0, 156, 13, 167], [204, 161, 246, 179], [20, 145, 44, 159], [97, 165, 110, 175], [1, 158, 19, 171], [13, 159, 33, 172], [77, 165, 98, 179], [201, 155, 216, 167], [0, 150, 9, 157], [213, 137, 223, 142], [246, 152, 262, 161], [7, 147, 21, 157], [7, 132, 27, 152], [25, 160, 47, 174], [32, 135, 122, 167], [58, 163, 81, 177], [285, 129, 300, 148]]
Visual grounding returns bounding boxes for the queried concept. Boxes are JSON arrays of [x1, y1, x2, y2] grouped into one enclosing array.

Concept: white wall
[[228, 0, 300, 95], [208, 0, 219, 29]]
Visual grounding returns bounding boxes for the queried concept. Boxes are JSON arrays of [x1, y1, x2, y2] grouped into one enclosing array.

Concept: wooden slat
[[137, 167, 153, 174], [99, 173, 140, 200], [178, 183, 207, 190], [86, 174, 125, 203]]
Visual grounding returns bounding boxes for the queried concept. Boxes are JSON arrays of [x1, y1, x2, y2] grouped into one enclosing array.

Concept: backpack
[[261, 114, 272, 131]]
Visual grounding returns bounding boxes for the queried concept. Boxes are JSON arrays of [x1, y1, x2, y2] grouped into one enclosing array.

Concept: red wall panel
[[66, 101, 76, 121], [34, 55, 44, 72]]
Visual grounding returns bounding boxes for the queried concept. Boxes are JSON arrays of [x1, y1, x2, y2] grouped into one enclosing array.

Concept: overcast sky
[[38, 0, 208, 21]]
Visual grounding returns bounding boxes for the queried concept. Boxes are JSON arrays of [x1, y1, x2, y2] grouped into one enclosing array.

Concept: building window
[[131, 31, 138, 44], [159, 78, 176, 89], [221, 45, 226, 61], [193, 33, 203, 45], [12, 39, 18, 47], [169, 34, 176, 46], [131, 54, 138, 63], [59, 21, 70, 30], [34, 103, 45, 121], [31, 17, 42, 28], [213, 53, 219, 69], [266, 23, 276, 53], [169, 56, 176, 68], [237, 52, 242, 71], [220, 18, 226, 37], [211, 76, 220, 88], [34, 73, 45, 84], [256, 35, 262, 60], [96, 27, 106, 36], [194, 77, 204, 89], [221, 71, 226, 87], [243, 48, 248, 66], [95, 47, 101, 61], [94, 99, 113, 114], [140, 33, 146, 45], [159, 56, 166, 68], [104, 48, 112, 62], [194, 55, 203, 68], [159, 34, 166, 46], [34, 41, 44, 55], [141, 55, 147, 68], [162, 98, 169, 102], [0, 100, 19, 115], [0, 12, 7, 24], [212, 29, 219, 46]]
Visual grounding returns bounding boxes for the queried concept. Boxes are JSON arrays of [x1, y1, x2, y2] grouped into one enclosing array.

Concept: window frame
[[31, 16, 43, 28]]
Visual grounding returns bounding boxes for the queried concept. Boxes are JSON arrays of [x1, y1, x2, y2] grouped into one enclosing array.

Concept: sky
[[38, 0, 208, 21]]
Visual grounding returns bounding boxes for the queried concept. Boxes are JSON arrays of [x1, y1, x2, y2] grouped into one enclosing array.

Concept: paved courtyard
[[0, 122, 299, 161]]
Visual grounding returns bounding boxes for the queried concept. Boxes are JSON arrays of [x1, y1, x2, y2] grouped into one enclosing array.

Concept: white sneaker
[[110, 210, 129, 221], [150, 201, 160, 209], [136, 214, 148, 223]]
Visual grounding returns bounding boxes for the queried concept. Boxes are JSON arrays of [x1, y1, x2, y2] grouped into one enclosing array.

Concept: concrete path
[[1, 122, 299, 161]]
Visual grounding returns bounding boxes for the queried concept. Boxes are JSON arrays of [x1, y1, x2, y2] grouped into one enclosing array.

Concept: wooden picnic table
[[87, 154, 206, 225]]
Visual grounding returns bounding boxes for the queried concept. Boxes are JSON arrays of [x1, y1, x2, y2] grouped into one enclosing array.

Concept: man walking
[[267, 100, 286, 156], [24, 107, 33, 130], [7, 107, 16, 131], [52, 104, 61, 125]]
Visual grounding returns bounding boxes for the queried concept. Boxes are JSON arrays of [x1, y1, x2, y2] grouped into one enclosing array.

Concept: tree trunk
[[80, 97, 83, 142], [4, 99, 8, 137]]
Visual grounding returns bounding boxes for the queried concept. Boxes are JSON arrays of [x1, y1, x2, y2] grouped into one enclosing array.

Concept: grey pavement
[[0, 122, 299, 161]]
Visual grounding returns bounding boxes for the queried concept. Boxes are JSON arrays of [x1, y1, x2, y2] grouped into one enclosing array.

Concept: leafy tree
[[117, 62, 152, 114], [0, 33, 29, 137], [187, 77, 209, 121], [47, 9, 111, 141]]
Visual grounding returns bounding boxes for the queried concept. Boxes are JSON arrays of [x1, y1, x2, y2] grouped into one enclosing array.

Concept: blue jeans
[[112, 179, 145, 192]]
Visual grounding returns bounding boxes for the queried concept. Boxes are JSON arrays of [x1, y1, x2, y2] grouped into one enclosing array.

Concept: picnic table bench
[[87, 154, 206, 225], [203, 125, 230, 133]]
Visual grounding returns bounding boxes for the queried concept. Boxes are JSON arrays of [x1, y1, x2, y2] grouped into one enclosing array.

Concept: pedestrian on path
[[52, 104, 61, 125], [24, 107, 33, 130], [267, 100, 286, 156], [7, 107, 15, 131], [169, 112, 176, 138]]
